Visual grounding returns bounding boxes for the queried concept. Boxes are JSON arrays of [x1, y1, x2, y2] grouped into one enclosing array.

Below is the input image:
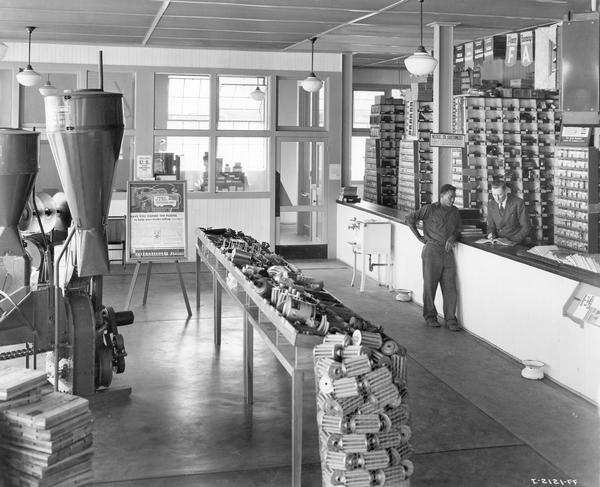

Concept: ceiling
[[0, 0, 569, 68]]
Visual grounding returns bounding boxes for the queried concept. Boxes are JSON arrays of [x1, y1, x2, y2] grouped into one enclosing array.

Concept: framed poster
[[126, 180, 187, 262]]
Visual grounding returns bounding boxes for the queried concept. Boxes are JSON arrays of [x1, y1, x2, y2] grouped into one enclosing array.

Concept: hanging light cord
[[419, 0, 424, 47], [26, 26, 34, 66], [310, 37, 317, 74]]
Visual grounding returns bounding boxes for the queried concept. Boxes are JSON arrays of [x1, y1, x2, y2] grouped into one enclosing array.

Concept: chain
[[0, 347, 47, 361]]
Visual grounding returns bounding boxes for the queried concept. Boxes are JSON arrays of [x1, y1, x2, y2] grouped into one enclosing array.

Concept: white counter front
[[337, 202, 600, 403]]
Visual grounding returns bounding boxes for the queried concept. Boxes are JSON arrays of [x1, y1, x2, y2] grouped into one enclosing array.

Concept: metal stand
[[125, 260, 191, 316]]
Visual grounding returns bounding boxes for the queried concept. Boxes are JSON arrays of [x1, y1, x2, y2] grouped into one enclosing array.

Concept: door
[[276, 138, 327, 258]]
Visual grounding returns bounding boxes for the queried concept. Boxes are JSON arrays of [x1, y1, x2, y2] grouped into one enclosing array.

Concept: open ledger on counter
[[474, 237, 516, 246]]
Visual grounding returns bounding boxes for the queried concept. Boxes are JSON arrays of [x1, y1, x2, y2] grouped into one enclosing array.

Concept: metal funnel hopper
[[45, 90, 124, 277], [0, 129, 39, 256]]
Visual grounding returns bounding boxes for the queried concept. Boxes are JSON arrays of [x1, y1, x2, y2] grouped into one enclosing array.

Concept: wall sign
[[473, 39, 485, 65], [559, 126, 592, 145], [430, 133, 466, 148], [464, 42, 474, 68], [505, 33, 519, 66], [520, 31, 534, 66], [127, 180, 187, 262]]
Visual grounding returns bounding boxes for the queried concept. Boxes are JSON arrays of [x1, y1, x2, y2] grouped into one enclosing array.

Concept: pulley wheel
[[95, 341, 113, 388]]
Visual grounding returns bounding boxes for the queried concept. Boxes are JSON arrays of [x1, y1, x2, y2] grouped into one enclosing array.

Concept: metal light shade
[[404, 46, 438, 76], [39, 76, 58, 96], [301, 74, 323, 93], [302, 37, 323, 93], [17, 26, 41, 87], [44, 89, 124, 277], [249, 86, 265, 101], [0, 129, 39, 256], [17, 67, 42, 87]]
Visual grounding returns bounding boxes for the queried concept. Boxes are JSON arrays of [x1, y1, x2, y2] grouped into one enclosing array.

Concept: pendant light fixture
[[16, 26, 42, 87], [301, 37, 323, 93], [39, 73, 58, 96], [249, 77, 266, 101], [404, 0, 438, 77]]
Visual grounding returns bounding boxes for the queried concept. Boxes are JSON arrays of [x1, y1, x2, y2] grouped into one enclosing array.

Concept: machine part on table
[[0, 129, 39, 257], [316, 358, 345, 380], [382, 465, 407, 483], [44, 89, 124, 277], [357, 394, 382, 415], [321, 415, 351, 435], [326, 451, 365, 471], [342, 345, 368, 357], [363, 449, 390, 470], [323, 333, 352, 347], [342, 355, 372, 377], [327, 434, 375, 453], [282, 296, 316, 324], [385, 405, 410, 427], [352, 329, 383, 349], [230, 248, 252, 267], [370, 350, 392, 368], [349, 413, 392, 434], [381, 339, 400, 356]]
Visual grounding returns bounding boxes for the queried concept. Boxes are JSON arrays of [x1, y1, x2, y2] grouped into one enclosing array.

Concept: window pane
[[353, 90, 385, 129], [154, 136, 209, 192], [218, 76, 267, 130], [154, 74, 210, 130], [216, 137, 268, 192], [276, 78, 325, 128], [351, 136, 369, 182]]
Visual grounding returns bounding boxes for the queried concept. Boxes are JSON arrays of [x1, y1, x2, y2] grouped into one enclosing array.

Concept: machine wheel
[[95, 340, 113, 388]]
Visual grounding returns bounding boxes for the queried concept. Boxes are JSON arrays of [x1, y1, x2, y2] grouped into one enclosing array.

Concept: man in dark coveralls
[[407, 184, 462, 331]]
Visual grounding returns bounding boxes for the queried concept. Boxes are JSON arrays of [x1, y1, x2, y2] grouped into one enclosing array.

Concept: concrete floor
[[3, 260, 597, 486]]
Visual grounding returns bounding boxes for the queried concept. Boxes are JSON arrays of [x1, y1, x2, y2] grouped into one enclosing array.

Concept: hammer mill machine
[[0, 87, 134, 397]]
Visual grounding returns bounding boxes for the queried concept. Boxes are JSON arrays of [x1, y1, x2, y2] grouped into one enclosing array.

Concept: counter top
[[337, 200, 600, 287]]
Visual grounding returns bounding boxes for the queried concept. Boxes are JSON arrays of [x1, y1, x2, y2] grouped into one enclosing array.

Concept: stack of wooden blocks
[[0, 367, 94, 486]]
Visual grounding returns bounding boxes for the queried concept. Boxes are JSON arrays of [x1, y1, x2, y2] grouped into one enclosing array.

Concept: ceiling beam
[[282, 0, 411, 51], [143, 0, 171, 46]]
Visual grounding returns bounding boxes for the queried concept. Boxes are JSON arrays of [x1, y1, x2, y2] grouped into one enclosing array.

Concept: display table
[[195, 231, 322, 487]]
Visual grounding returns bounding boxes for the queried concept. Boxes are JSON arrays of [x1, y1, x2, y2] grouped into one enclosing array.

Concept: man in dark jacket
[[406, 184, 462, 331], [487, 180, 530, 244]]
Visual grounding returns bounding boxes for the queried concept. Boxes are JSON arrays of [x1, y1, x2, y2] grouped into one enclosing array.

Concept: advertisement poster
[[135, 155, 154, 180], [127, 180, 187, 262]]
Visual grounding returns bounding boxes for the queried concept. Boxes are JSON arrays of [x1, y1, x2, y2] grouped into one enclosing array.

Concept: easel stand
[[125, 260, 192, 316]]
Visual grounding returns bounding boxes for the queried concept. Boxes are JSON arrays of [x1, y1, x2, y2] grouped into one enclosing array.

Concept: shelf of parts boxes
[[363, 97, 405, 209]]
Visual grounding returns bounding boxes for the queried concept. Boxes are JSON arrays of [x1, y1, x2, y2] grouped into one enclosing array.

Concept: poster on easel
[[126, 180, 187, 262]]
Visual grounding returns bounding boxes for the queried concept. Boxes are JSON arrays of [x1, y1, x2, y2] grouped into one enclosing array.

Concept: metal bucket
[[0, 128, 39, 256], [44, 89, 124, 277]]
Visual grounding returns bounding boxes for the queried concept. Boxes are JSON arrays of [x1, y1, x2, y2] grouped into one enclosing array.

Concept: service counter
[[336, 201, 600, 404]]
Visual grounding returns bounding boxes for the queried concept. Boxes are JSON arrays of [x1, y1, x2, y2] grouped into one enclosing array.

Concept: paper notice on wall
[[329, 164, 341, 180]]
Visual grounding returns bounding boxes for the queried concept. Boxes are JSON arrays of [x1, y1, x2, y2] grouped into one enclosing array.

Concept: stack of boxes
[[0, 368, 94, 487], [363, 97, 405, 208]]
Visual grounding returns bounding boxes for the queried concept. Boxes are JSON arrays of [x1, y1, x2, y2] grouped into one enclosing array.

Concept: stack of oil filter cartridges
[[314, 329, 413, 486]]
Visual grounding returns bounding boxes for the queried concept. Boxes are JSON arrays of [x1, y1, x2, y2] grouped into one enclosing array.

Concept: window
[[351, 136, 369, 183], [351, 89, 384, 183], [276, 77, 326, 128], [353, 90, 384, 129], [154, 74, 210, 129], [218, 76, 267, 130], [154, 136, 210, 192], [216, 137, 268, 192]]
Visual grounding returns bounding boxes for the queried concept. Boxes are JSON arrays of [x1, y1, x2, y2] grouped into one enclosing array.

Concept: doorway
[[276, 138, 327, 259]]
